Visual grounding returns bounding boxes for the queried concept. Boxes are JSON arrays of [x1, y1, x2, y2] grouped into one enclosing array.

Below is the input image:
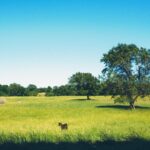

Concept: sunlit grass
[[0, 96, 149, 143]]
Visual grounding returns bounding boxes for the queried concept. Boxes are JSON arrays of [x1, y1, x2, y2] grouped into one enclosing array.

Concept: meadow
[[0, 96, 150, 149]]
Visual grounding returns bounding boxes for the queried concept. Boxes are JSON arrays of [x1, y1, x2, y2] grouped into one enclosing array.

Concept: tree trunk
[[128, 95, 136, 109], [87, 95, 90, 100], [129, 101, 135, 109]]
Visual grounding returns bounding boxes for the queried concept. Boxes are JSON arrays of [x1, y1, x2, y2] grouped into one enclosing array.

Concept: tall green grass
[[0, 96, 149, 143]]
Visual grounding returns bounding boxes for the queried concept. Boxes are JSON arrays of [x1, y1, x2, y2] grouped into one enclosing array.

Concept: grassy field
[[0, 96, 150, 146]]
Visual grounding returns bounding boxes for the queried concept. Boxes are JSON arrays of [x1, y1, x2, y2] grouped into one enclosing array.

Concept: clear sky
[[0, 0, 150, 87]]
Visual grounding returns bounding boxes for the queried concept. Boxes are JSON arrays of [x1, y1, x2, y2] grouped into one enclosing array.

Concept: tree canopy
[[9, 83, 25, 96], [69, 72, 100, 100], [101, 44, 150, 109]]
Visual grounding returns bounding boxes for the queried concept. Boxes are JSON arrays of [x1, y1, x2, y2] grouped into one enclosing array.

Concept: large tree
[[101, 44, 150, 109], [25, 84, 38, 96], [69, 72, 100, 100]]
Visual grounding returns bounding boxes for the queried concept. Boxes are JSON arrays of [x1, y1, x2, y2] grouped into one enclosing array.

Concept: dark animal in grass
[[58, 122, 68, 130]]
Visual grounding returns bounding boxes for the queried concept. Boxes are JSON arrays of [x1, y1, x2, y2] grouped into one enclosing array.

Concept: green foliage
[[45, 86, 53, 96], [69, 72, 100, 99], [25, 84, 38, 96], [52, 85, 76, 96], [101, 44, 150, 108], [0, 85, 9, 96], [8, 83, 25, 96]]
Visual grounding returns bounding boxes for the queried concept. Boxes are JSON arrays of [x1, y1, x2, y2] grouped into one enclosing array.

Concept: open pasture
[[0, 96, 149, 144]]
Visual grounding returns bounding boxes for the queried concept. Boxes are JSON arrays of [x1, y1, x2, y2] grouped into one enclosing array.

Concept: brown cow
[[58, 122, 68, 130]]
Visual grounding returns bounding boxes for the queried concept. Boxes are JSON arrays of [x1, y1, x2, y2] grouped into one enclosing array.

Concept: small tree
[[101, 44, 150, 109], [69, 72, 100, 100], [45, 86, 53, 96]]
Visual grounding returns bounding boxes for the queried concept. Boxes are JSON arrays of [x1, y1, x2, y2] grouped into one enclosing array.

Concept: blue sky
[[0, 0, 150, 87]]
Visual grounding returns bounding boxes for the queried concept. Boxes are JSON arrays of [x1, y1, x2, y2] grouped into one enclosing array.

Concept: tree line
[[0, 75, 106, 97]]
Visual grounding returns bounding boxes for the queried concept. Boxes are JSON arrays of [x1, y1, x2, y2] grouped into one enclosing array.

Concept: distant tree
[[58, 85, 70, 96], [9, 83, 25, 96], [52, 86, 60, 96], [0, 85, 9, 96], [25, 84, 38, 96], [101, 44, 150, 109], [69, 72, 100, 100], [65, 85, 77, 95], [45, 86, 53, 96], [52, 85, 76, 96]]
